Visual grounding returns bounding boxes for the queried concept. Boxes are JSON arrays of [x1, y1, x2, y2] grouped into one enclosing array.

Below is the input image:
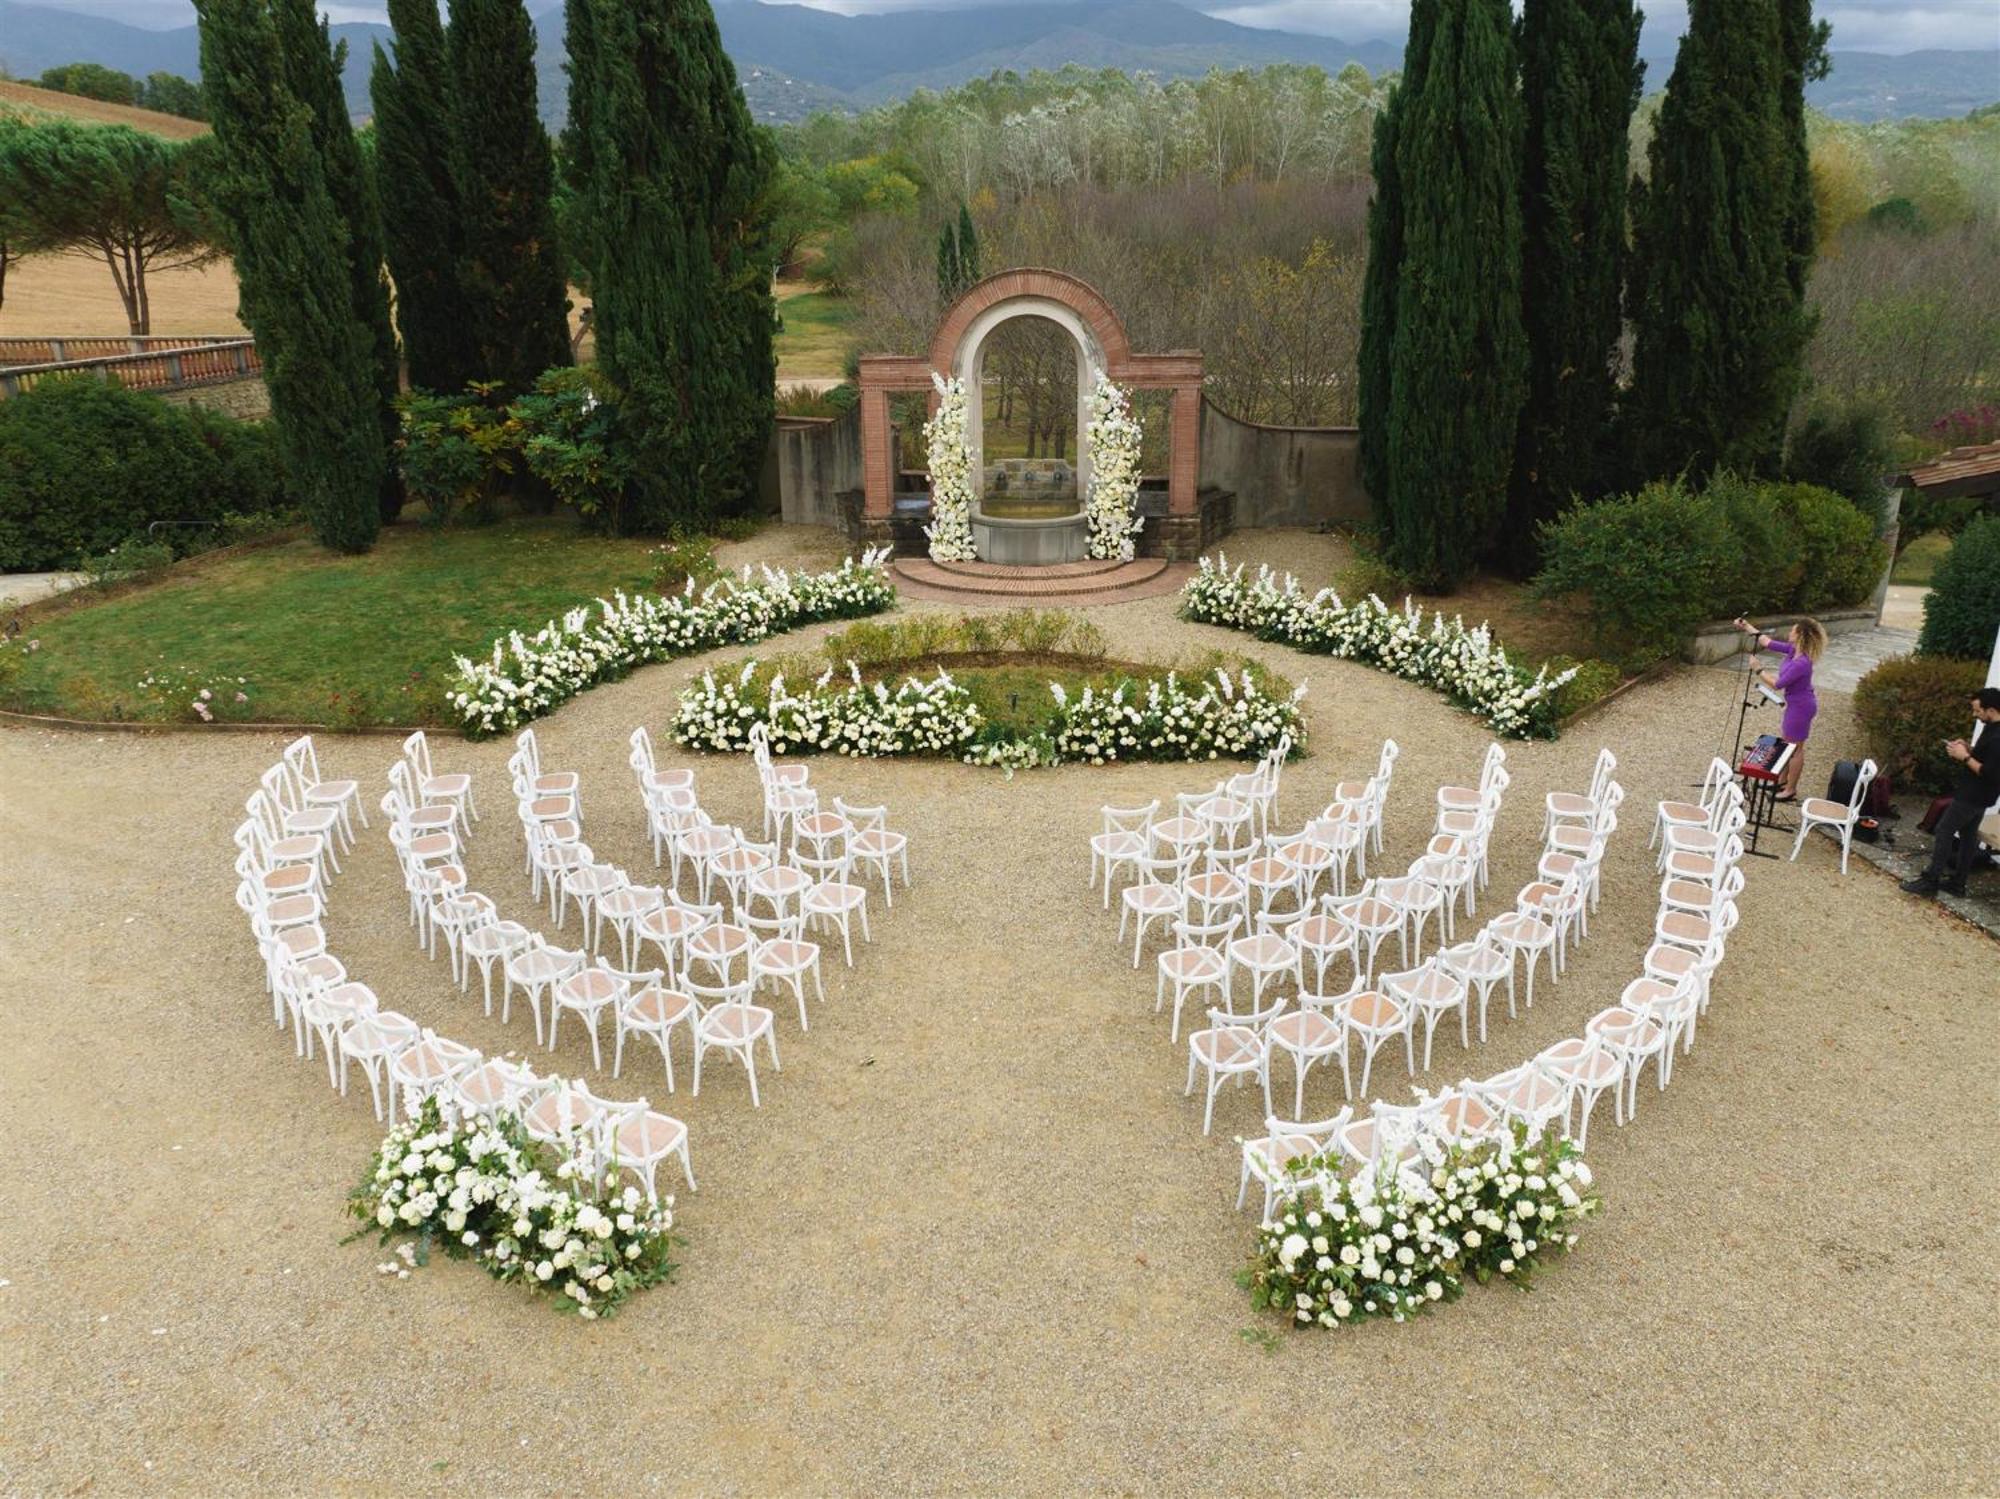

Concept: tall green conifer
[[1380, 0, 1526, 587], [371, 0, 476, 392], [1623, 0, 1811, 479], [1502, 0, 1643, 573], [195, 0, 384, 551], [566, 0, 775, 530], [447, 0, 571, 396], [270, 0, 402, 523], [1355, 0, 1432, 526]]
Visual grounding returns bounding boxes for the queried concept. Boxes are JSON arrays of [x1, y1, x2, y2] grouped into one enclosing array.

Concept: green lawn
[[774, 291, 858, 380], [2, 518, 661, 727], [1891, 531, 1952, 586]]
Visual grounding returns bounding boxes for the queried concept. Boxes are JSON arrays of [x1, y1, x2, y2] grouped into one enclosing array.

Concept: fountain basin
[[971, 504, 1088, 565]]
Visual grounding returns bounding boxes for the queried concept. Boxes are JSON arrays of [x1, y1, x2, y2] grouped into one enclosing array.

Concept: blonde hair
[[1791, 617, 1827, 662]]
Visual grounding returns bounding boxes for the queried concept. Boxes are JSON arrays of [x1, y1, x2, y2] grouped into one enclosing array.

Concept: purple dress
[[1764, 640, 1818, 743]]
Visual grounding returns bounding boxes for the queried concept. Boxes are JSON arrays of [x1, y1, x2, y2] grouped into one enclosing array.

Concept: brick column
[[1168, 384, 1200, 516], [861, 386, 893, 521]]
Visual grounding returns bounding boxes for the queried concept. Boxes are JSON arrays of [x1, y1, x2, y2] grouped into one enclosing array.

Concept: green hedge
[[1854, 654, 1990, 794], [0, 377, 290, 570], [1536, 473, 1887, 667], [1919, 514, 2000, 661]]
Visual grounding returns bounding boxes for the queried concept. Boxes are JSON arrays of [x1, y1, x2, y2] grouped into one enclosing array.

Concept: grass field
[[1, 517, 663, 727], [1891, 530, 1953, 586], [775, 288, 858, 380], [0, 80, 208, 138]]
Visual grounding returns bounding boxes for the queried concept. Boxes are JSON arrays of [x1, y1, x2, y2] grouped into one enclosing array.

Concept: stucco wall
[[1197, 401, 1371, 528], [775, 407, 864, 529]]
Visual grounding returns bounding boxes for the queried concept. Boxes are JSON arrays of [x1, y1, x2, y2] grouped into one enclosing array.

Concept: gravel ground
[[2, 528, 1995, 1496]]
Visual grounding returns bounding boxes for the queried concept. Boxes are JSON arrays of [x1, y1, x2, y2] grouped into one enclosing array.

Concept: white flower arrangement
[[922, 372, 979, 562], [670, 658, 1305, 769], [444, 549, 896, 738], [1181, 555, 1579, 739], [346, 1093, 676, 1321], [1083, 373, 1145, 562], [1242, 1126, 1600, 1331]]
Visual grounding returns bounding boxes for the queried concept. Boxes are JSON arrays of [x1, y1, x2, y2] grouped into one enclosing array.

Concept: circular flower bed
[[672, 653, 1307, 771]]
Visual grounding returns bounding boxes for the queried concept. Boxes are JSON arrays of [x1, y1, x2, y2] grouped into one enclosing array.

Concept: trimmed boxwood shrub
[[0, 378, 290, 570], [1534, 479, 1736, 669], [1854, 654, 1990, 793], [1919, 513, 2000, 661], [1708, 469, 1804, 618], [1770, 481, 1887, 612]]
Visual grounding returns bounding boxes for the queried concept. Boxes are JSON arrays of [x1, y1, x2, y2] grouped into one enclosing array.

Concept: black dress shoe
[[1940, 880, 1968, 898], [1900, 875, 1939, 895]]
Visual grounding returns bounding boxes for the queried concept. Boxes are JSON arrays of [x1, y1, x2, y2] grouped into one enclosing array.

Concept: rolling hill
[[0, 0, 1993, 125]]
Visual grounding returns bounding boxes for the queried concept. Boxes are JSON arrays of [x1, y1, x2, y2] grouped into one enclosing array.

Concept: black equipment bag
[[1825, 760, 1863, 808]]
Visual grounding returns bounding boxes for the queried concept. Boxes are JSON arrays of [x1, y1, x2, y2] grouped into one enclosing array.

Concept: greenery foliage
[[196, 0, 388, 552], [1534, 479, 1737, 667], [1376, 0, 1527, 588], [1623, 0, 1813, 482], [1853, 654, 1991, 794], [1536, 472, 1889, 666], [1918, 514, 2000, 661], [1784, 395, 1895, 525], [1504, 0, 1643, 574], [446, 0, 573, 398], [393, 382, 515, 524], [564, 0, 776, 531], [370, 0, 477, 393], [0, 377, 286, 570]]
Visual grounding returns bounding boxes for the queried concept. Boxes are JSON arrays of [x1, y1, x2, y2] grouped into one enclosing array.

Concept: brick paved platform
[[889, 555, 1193, 607]]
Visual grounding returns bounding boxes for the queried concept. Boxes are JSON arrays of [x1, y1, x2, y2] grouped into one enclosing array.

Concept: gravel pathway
[[2, 529, 1995, 1495]]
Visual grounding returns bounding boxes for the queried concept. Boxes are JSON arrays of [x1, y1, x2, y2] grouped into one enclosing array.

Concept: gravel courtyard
[[2, 529, 1994, 1495]]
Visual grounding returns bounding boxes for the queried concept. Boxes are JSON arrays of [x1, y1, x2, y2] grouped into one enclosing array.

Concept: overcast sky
[[33, 0, 2000, 52]]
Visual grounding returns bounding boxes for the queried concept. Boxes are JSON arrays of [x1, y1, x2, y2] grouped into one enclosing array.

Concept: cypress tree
[[1381, 0, 1527, 587], [936, 221, 960, 302], [1502, 0, 1643, 574], [1355, 0, 1433, 530], [270, 0, 402, 524], [1776, 0, 1831, 299], [568, 0, 775, 530], [1623, 0, 1811, 481], [447, 0, 572, 397], [370, 0, 476, 392], [956, 202, 980, 283], [195, 0, 384, 551]]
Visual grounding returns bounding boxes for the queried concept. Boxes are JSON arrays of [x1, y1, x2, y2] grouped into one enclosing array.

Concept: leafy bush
[[646, 533, 720, 592], [1786, 396, 1895, 525], [394, 385, 516, 524], [776, 382, 859, 419], [1854, 654, 1990, 793], [1769, 482, 1888, 611], [185, 407, 291, 519], [511, 367, 631, 531], [1919, 513, 2000, 660], [0, 376, 224, 570], [79, 537, 175, 586], [1709, 469, 1804, 617], [1534, 480, 1736, 668]]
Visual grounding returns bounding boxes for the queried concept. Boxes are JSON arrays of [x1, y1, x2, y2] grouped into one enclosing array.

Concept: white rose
[[1359, 1205, 1383, 1230], [1339, 1244, 1359, 1266], [1331, 1298, 1353, 1318], [1279, 1233, 1308, 1268], [1395, 1247, 1414, 1266], [535, 1260, 554, 1281], [1311, 1236, 1329, 1255], [1499, 1258, 1515, 1274]]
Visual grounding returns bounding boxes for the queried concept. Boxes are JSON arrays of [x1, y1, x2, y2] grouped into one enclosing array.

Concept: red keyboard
[[1738, 734, 1791, 782]]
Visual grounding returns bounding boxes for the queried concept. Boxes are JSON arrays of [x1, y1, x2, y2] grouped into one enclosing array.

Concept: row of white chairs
[[237, 734, 696, 1203], [1238, 749, 1748, 1222]]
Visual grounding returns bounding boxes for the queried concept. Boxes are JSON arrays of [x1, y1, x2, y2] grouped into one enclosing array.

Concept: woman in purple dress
[[1733, 616, 1825, 801]]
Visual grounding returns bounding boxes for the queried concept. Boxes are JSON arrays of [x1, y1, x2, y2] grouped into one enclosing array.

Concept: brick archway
[[856, 269, 1203, 548]]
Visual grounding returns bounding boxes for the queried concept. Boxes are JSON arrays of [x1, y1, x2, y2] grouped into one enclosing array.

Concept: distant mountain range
[[0, 0, 1993, 126]]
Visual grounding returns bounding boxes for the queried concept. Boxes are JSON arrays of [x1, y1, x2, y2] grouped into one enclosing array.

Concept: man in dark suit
[[1902, 686, 2000, 898]]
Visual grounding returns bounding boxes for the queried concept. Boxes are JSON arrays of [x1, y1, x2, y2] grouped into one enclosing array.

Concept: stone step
[[890, 556, 1170, 600]]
